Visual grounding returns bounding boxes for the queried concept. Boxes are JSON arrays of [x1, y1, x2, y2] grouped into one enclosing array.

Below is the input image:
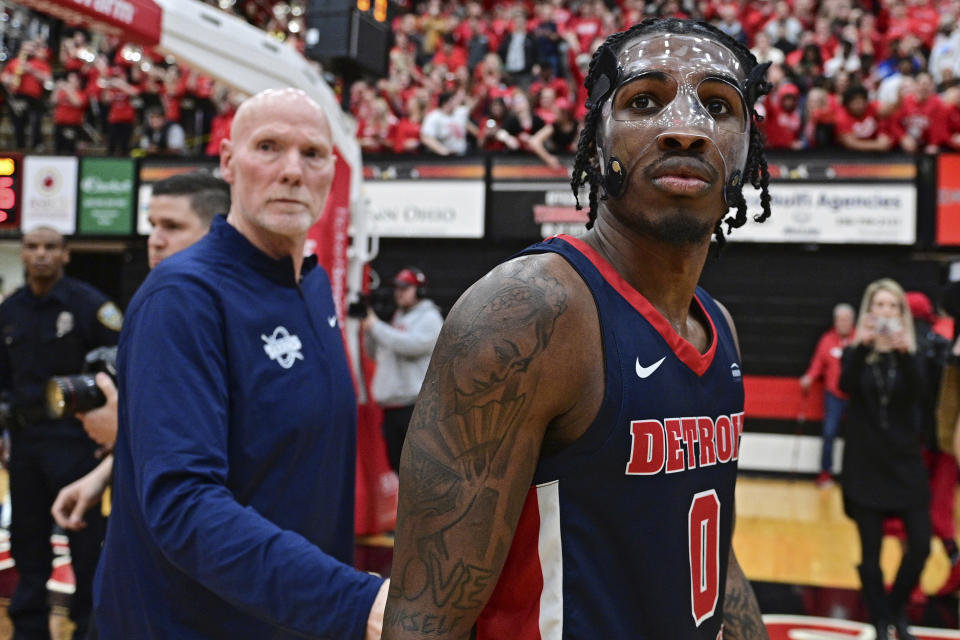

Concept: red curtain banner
[[14, 0, 162, 46], [307, 155, 397, 536]]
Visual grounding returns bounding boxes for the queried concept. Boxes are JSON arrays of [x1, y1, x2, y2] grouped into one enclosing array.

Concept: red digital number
[[689, 489, 720, 626], [0, 176, 14, 211]]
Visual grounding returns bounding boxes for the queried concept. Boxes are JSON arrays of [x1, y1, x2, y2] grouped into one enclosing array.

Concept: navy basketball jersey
[[476, 235, 745, 640]]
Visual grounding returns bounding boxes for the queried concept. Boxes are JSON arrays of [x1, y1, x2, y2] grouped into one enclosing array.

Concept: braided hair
[[571, 18, 773, 250]]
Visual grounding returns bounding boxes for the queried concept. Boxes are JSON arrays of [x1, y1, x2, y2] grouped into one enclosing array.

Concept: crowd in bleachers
[[4, 0, 960, 162]]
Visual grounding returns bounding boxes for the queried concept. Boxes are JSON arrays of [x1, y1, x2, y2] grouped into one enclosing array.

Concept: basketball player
[[382, 18, 772, 639]]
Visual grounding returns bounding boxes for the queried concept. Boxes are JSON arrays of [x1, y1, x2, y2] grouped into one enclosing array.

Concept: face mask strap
[[744, 61, 772, 114], [586, 46, 620, 112], [603, 156, 626, 199]]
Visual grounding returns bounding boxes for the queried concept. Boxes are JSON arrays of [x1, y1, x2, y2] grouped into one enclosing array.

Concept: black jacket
[[839, 344, 930, 512]]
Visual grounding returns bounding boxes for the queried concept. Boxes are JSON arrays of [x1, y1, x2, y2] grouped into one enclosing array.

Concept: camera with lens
[[347, 293, 370, 319], [874, 317, 902, 336], [46, 346, 118, 419]]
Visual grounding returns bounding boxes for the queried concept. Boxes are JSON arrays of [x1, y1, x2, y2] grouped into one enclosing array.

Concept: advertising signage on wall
[[733, 183, 917, 245], [137, 160, 219, 235], [0, 153, 22, 231], [937, 154, 960, 246], [488, 158, 576, 240], [78, 158, 135, 235], [21, 156, 78, 234], [363, 160, 485, 238], [488, 154, 918, 244]]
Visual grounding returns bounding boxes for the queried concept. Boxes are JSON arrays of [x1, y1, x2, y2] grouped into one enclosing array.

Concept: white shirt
[[421, 105, 470, 155]]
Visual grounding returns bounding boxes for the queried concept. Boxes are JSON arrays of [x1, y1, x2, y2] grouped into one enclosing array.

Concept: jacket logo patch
[[261, 326, 304, 369]]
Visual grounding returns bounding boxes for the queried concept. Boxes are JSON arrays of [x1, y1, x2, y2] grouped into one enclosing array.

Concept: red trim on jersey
[[477, 487, 544, 640], [554, 234, 718, 376]]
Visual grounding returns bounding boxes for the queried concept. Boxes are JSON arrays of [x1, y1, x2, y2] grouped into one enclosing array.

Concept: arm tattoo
[[723, 551, 769, 640], [387, 260, 568, 636]]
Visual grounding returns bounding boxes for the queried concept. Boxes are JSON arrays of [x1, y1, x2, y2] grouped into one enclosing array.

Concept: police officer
[[0, 226, 121, 640]]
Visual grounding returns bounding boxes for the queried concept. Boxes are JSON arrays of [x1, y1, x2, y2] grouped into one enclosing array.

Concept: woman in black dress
[[840, 278, 930, 640]]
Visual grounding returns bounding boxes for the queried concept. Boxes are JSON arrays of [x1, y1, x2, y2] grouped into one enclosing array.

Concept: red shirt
[[106, 84, 138, 124], [53, 87, 87, 125], [804, 328, 855, 398], [432, 46, 467, 72], [836, 102, 887, 141], [4, 57, 50, 99], [763, 96, 803, 149], [393, 118, 421, 153], [205, 110, 234, 156], [888, 94, 949, 146], [529, 77, 570, 101], [569, 17, 602, 52]]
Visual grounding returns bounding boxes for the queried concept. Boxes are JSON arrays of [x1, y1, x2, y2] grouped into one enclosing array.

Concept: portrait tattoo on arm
[[723, 548, 769, 640], [385, 259, 568, 639]]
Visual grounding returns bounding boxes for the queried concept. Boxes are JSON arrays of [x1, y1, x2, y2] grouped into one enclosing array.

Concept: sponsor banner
[[489, 180, 580, 240], [21, 156, 78, 234], [78, 158, 135, 235], [937, 153, 960, 245], [363, 161, 484, 180], [365, 180, 485, 238], [764, 153, 916, 181], [15, 0, 162, 46], [734, 183, 916, 245], [137, 161, 219, 235], [0, 153, 23, 231]]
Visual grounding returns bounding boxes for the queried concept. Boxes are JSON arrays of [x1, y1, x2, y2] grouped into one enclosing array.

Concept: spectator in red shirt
[[888, 72, 949, 153], [52, 70, 88, 153], [432, 33, 468, 74], [204, 90, 240, 156], [59, 30, 92, 73], [763, 82, 804, 149], [940, 85, 960, 151], [162, 65, 185, 126], [801, 303, 857, 487], [534, 85, 558, 124], [568, 1, 603, 54], [836, 85, 894, 151], [803, 86, 839, 148], [358, 97, 398, 154], [393, 93, 427, 153], [2, 39, 52, 150], [476, 97, 520, 151], [529, 64, 570, 104], [102, 65, 139, 156]]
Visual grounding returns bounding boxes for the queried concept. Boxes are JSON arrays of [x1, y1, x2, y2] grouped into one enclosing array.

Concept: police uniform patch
[[97, 302, 123, 331], [56, 311, 74, 337]]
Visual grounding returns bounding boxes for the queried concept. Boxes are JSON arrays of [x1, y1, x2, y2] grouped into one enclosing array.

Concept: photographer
[[52, 172, 228, 533], [0, 226, 122, 640], [362, 268, 443, 471], [840, 278, 930, 640]]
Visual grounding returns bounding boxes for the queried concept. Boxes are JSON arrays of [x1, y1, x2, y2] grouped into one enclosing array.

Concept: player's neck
[[584, 216, 711, 332]]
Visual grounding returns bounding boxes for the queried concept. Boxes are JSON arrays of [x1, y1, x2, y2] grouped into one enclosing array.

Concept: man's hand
[[75, 373, 118, 448], [365, 579, 390, 640], [362, 308, 378, 332], [799, 374, 812, 394], [51, 458, 112, 530]]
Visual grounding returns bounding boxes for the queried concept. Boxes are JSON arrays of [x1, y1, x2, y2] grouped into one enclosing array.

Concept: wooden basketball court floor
[[3, 474, 960, 639]]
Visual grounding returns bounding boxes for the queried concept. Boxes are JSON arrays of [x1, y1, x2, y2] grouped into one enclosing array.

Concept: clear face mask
[[594, 34, 753, 200]]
